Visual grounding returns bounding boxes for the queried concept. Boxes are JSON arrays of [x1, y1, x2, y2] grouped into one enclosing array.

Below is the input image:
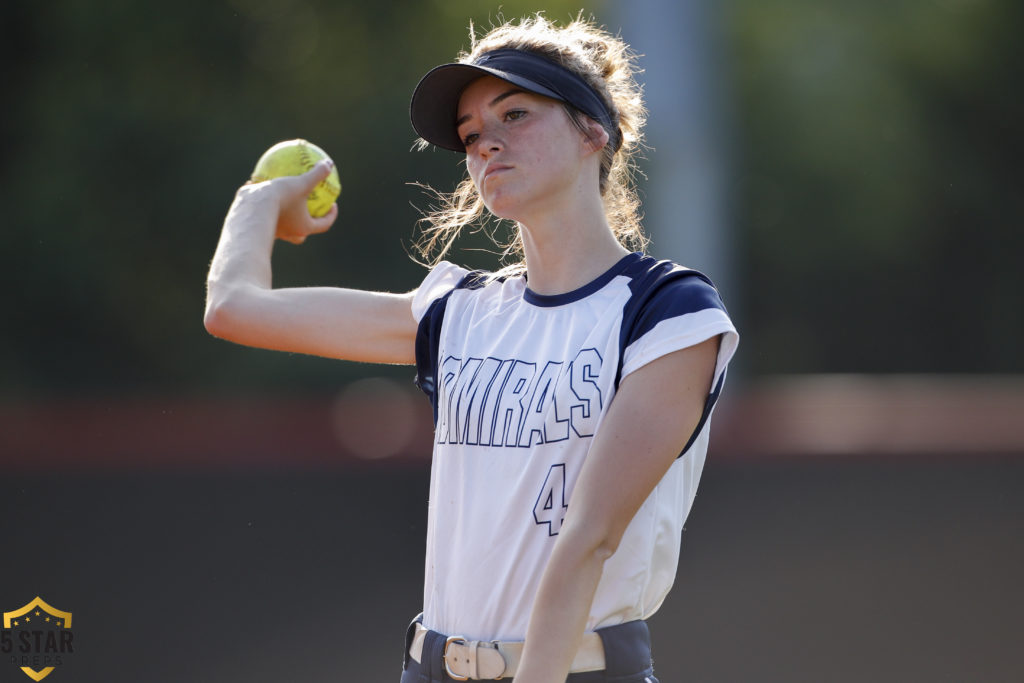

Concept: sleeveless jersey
[[411, 252, 739, 641]]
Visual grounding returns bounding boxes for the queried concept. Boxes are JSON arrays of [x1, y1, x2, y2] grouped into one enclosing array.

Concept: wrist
[[226, 182, 282, 240], [235, 180, 283, 211]]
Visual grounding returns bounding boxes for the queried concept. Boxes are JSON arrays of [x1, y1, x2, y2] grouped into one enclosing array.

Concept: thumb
[[272, 158, 334, 198], [298, 158, 335, 191]]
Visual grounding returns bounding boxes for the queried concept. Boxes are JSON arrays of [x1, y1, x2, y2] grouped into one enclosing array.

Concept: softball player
[[205, 14, 737, 683]]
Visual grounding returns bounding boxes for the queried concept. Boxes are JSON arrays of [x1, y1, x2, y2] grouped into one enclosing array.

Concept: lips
[[484, 164, 512, 179]]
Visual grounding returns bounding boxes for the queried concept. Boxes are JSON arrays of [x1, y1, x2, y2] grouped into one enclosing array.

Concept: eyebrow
[[455, 88, 529, 129]]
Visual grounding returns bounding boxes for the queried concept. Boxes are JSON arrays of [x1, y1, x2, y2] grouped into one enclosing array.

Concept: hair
[[412, 13, 648, 271]]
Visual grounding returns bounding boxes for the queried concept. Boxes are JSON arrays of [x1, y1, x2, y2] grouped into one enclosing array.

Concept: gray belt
[[408, 621, 606, 680]]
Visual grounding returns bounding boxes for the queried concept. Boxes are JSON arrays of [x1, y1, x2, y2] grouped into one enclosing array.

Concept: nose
[[476, 124, 504, 157]]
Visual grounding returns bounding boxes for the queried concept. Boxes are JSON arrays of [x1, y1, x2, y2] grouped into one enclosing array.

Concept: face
[[455, 75, 601, 222]]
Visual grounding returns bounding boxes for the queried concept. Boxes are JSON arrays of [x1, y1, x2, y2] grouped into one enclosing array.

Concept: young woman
[[205, 14, 738, 683]]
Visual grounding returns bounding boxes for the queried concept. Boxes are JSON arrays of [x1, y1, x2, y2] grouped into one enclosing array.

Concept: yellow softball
[[251, 138, 342, 217]]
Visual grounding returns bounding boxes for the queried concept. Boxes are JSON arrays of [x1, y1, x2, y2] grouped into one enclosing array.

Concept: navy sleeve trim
[[614, 256, 731, 459], [413, 269, 493, 424], [414, 291, 451, 424], [679, 368, 725, 457], [615, 258, 726, 390], [455, 270, 491, 291]]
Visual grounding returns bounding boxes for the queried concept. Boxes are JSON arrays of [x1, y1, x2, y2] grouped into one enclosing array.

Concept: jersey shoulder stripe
[[414, 268, 495, 420], [615, 255, 728, 385], [614, 255, 733, 457]]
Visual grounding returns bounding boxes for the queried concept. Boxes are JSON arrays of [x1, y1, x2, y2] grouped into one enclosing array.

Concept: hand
[[258, 159, 339, 245]]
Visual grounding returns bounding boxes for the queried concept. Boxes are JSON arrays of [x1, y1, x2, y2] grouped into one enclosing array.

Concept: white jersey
[[411, 252, 738, 642]]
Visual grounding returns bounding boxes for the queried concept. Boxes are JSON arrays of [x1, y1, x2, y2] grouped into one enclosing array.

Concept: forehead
[[456, 75, 547, 119]]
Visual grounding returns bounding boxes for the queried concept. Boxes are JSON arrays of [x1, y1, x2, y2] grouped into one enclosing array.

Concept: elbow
[[204, 283, 244, 340], [203, 299, 229, 340], [594, 533, 622, 562], [203, 299, 227, 339], [563, 516, 624, 564], [581, 533, 621, 571]]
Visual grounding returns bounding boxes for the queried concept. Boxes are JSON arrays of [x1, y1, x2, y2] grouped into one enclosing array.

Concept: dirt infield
[[2, 375, 1021, 679], [2, 457, 1021, 682]]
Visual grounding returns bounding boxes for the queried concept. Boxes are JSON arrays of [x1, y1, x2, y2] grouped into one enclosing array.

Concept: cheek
[[466, 156, 485, 186]]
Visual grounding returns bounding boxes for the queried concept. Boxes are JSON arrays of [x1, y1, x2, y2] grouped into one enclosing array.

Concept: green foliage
[[0, 0, 599, 395], [727, 0, 1023, 372], [1, 0, 1020, 396]]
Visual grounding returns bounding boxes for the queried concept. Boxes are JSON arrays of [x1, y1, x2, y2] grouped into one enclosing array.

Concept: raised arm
[[513, 335, 721, 683], [204, 160, 418, 365]]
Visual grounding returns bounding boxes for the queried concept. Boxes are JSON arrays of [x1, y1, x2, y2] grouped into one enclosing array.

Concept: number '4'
[[534, 463, 569, 536]]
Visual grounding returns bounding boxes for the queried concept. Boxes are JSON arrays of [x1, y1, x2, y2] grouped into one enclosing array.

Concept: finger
[[270, 158, 335, 199], [307, 202, 338, 234], [299, 159, 335, 190]]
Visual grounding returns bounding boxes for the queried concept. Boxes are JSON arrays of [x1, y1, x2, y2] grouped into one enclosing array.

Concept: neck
[[517, 192, 630, 295]]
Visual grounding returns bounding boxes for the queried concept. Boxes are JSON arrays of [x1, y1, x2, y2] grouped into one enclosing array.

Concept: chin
[[482, 194, 522, 222]]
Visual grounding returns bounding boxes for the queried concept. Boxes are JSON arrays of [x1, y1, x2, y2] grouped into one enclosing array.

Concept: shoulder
[[619, 254, 729, 332], [616, 253, 738, 386], [411, 262, 513, 322]]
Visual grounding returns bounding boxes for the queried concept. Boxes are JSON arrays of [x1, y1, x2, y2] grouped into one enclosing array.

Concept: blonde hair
[[413, 13, 648, 270]]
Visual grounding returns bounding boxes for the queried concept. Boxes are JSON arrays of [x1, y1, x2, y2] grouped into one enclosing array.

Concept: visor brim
[[409, 62, 564, 152]]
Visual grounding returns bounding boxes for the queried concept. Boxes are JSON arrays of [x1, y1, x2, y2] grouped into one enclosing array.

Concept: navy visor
[[410, 48, 618, 152]]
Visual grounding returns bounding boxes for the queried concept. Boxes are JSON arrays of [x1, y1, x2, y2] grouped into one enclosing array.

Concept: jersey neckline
[[522, 252, 643, 308]]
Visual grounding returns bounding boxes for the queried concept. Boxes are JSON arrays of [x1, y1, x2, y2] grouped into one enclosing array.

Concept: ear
[[580, 118, 610, 154]]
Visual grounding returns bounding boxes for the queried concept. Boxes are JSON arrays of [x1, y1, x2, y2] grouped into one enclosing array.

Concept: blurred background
[[1, 0, 1022, 681]]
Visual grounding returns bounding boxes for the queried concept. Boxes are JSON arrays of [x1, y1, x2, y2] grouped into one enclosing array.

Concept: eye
[[505, 109, 526, 122], [462, 132, 479, 147]]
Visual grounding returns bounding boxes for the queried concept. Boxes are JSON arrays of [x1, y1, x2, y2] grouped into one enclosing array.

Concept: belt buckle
[[444, 635, 470, 681]]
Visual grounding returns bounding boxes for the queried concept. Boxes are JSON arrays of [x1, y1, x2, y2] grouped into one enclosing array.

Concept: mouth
[[484, 164, 512, 179]]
